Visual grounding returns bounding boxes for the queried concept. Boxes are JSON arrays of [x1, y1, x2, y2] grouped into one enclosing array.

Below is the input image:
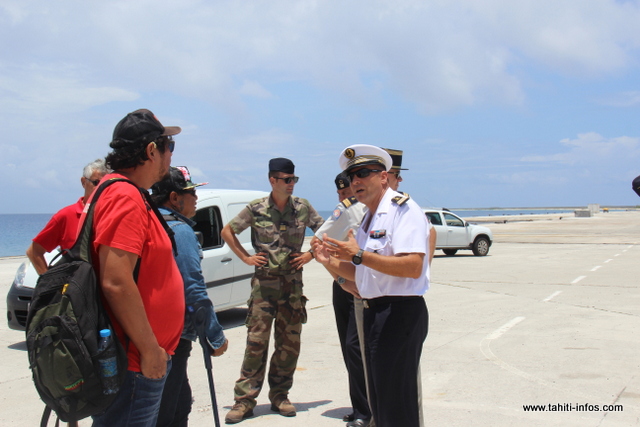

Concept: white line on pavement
[[543, 291, 562, 302], [590, 266, 601, 271], [486, 316, 526, 340], [572, 276, 586, 284]]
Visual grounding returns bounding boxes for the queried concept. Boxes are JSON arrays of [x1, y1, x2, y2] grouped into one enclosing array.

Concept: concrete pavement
[[1, 211, 638, 426]]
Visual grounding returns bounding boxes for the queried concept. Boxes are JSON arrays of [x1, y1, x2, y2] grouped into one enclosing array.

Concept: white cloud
[[521, 132, 640, 165], [239, 80, 274, 99], [0, 64, 139, 116], [2, 0, 637, 116], [1, 0, 640, 212], [598, 91, 640, 107]]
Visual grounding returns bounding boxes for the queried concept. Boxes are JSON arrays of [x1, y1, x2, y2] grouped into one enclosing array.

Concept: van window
[[425, 212, 442, 226], [193, 206, 223, 250]]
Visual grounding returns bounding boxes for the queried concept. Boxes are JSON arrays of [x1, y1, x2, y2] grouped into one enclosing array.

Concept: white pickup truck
[[424, 208, 493, 256], [6, 188, 268, 331]]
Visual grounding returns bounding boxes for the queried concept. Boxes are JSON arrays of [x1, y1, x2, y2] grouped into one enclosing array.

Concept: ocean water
[[0, 214, 52, 258], [449, 208, 575, 217], [308, 208, 577, 236], [0, 208, 579, 257]]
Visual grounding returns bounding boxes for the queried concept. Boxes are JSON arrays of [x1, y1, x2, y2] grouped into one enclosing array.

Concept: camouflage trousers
[[233, 270, 308, 407]]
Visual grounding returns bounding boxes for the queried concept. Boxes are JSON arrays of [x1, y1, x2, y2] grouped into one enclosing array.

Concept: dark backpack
[[25, 178, 174, 424]]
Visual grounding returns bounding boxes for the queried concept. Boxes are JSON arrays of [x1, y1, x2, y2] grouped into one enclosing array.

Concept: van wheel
[[472, 237, 490, 256], [442, 249, 458, 256]]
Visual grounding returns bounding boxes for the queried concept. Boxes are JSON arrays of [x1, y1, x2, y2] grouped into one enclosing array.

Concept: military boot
[[270, 395, 296, 417], [225, 400, 253, 424]]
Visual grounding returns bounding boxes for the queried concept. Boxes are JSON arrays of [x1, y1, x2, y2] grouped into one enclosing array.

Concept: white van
[[193, 188, 269, 311], [7, 188, 268, 331]]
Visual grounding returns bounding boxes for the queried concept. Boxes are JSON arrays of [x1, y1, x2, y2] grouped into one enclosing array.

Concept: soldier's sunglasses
[[274, 176, 299, 184]]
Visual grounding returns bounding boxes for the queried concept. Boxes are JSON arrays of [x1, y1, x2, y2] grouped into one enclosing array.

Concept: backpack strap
[[39, 406, 61, 427], [163, 213, 180, 223], [139, 188, 178, 256], [72, 178, 177, 261]]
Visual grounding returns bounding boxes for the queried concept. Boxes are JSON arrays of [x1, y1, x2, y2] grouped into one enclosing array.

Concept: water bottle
[[97, 329, 119, 395]]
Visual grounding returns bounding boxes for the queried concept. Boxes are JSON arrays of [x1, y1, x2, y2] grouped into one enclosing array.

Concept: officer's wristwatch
[[352, 249, 364, 265], [337, 276, 346, 285]]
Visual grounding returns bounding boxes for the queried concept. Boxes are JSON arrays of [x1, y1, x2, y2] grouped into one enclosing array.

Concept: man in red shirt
[[90, 109, 185, 427], [26, 159, 108, 275]]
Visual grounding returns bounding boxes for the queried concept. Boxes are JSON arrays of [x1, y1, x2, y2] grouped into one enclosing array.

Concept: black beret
[[335, 172, 351, 190], [269, 158, 295, 174]]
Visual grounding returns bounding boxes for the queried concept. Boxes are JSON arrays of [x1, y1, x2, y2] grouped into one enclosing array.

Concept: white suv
[[424, 209, 493, 256]]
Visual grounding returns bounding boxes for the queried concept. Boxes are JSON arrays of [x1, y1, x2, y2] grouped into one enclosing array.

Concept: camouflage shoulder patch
[[392, 193, 410, 206]]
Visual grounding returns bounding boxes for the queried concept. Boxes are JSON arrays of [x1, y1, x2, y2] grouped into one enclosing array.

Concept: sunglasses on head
[[347, 168, 384, 180], [274, 176, 299, 184]]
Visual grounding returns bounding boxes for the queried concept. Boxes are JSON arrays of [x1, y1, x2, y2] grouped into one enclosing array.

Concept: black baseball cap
[[151, 166, 207, 201], [111, 109, 181, 148]]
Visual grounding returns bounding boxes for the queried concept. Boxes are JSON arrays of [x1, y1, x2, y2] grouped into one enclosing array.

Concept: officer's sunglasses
[[347, 169, 384, 180], [274, 176, 299, 184]]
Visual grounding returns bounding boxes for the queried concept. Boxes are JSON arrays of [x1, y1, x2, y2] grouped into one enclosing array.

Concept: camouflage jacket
[[228, 194, 324, 272]]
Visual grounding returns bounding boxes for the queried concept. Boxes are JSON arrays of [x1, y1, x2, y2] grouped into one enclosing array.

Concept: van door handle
[[221, 258, 233, 263]]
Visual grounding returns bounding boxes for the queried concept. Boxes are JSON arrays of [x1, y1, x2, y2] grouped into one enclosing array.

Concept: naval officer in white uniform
[[313, 144, 430, 427]]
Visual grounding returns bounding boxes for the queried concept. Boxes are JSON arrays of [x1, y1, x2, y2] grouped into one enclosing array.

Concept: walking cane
[[190, 303, 222, 427]]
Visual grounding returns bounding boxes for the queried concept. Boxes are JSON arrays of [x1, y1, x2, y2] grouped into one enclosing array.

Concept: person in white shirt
[[314, 173, 370, 426], [313, 145, 430, 427]]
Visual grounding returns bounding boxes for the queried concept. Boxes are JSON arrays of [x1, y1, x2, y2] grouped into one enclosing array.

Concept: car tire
[[442, 249, 458, 256], [472, 237, 490, 256]]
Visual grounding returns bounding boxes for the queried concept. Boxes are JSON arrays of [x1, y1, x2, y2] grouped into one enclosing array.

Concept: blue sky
[[1, 0, 640, 214]]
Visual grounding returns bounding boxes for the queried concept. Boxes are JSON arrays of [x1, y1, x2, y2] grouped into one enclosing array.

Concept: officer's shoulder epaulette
[[341, 196, 358, 209], [391, 192, 411, 206]]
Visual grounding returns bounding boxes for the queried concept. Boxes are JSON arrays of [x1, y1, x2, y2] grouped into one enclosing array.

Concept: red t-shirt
[[87, 174, 184, 372], [33, 197, 84, 252]]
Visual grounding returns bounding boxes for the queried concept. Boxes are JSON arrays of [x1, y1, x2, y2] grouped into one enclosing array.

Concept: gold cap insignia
[[345, 148, 355, 159]]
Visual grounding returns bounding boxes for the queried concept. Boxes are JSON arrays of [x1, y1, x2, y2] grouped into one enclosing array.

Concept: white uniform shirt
[[315, 198, 367, 242], [355, 188, 430, 299]]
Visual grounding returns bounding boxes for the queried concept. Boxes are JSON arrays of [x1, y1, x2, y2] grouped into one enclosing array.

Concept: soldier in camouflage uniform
[[221, 157, 324, 424]]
